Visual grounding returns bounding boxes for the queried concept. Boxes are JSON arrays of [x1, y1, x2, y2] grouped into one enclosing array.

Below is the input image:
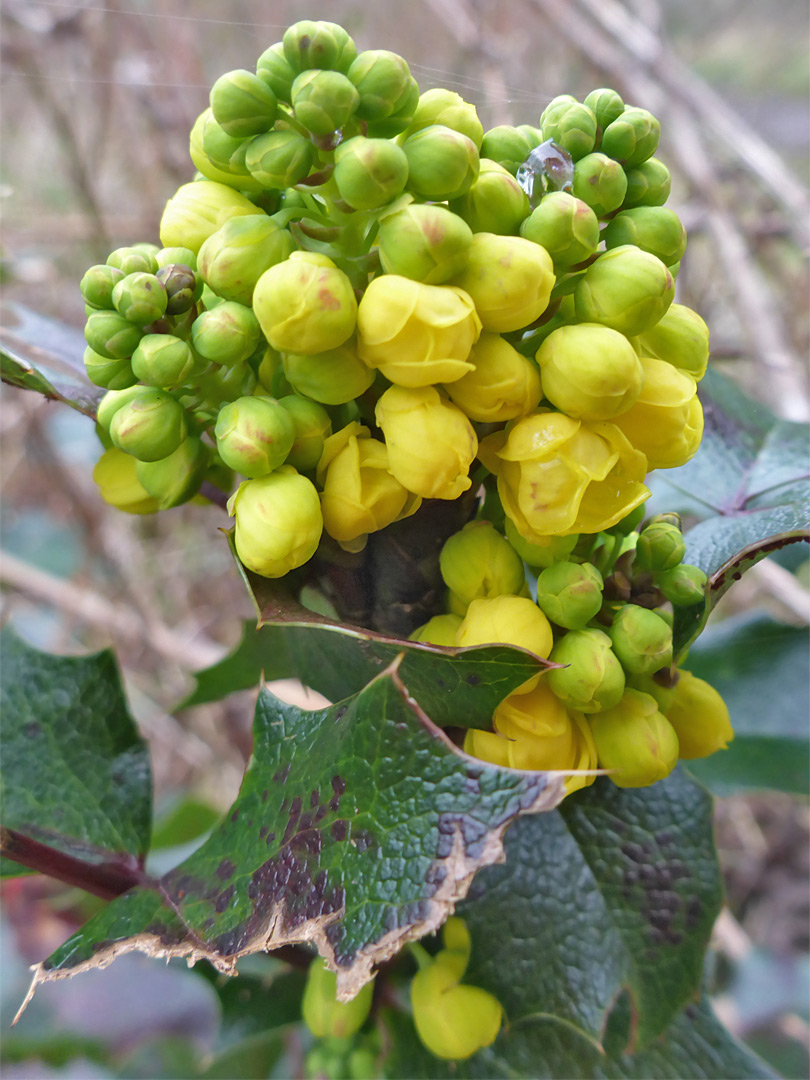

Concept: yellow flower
[[93, 448, 160, 515], [480, 410, 649, 539], [457, 595, 553, 692], [356, 275, 481, 386], [665, 670, 734, 759], [317, 422, 421, 551], [439, 521, 525, 607], [409, 613, 463, 646], [590, 688, 680, 788], [227, 466, 323, 578], [375, 385, 477, 499], [159, 180, 259, 254], [253, 252, 357, 355], [444, 333, 542, 422], [611, 356, 703, 470], [452, 232, 555, 332]]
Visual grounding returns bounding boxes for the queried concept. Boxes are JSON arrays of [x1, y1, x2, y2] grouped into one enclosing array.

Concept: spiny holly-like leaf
[[0, 301, 101, 419], [0, 628, 152, 889], [25, 659, 563, 1010], [684, 613, 810, 795], [382, 994, 774, 1079], [182, 612, 555, 731], [647, 370, 810, 654], [456, 770, 721, 1050]]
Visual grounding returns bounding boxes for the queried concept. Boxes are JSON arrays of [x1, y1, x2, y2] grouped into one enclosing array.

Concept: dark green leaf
[[0, 301, 101, 419], [0, 628, 152, 878], [183, 616, 553, 732], [684, 613, 810, 795], [458, 770, 722, 1049], [647, 370, 810, 654], [30, 660, 562, 1004], [382, 995, 774, 1079]]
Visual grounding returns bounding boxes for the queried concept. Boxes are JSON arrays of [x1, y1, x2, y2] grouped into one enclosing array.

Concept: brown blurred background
[[1, 0, 808, 1071]]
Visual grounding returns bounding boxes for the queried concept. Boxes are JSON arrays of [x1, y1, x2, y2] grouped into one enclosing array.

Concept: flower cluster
[[83, 18, 731, 795]]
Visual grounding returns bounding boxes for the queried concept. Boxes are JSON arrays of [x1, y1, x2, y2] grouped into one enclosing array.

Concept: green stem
[[407, 942, 433, 971]]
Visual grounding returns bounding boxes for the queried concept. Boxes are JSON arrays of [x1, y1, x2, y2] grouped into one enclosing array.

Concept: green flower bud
[[601, 107, 660, 167], [256, 43, 296, 102], [665, 670, 733, 759], [253, 252, 357, 355], [547, 627, 625, 713], [625, 671, 676, 713], [363, 76, 419, 138], [282, 21, 357, 74], [195, 360, 256, 410], [197, 214, 296, 306], [451, 159, 530, 235], [479, 125, 533, 175], [622, 157, 671, 209], [333, 136, 409, 210], [536, 561, 604, 629], [160, 181, 259, 254], [256, 346, 293, 398], [541, 101, 597, 161], [503, 516, 579, 568], [135, 435, 208, 509], [154, 263, 199, 315], [402, 124, 479, 200], [96, 384, 153, 431], [283, 339, 374, 405], [657, 563, 707, 606], [191, 301, 261, 366], [156, 246, 197, 270], [536, 323, 644, 420], [634, 303, 710, 380], [572, 152, 628, 217], [130, 334, 197, 388], [583, 88, 625, 132], [81, 264, 125, 309], [539, 94, 578, 129], [635, 520, 686, 572], [108, 388, 187, 462], [107, 246, 158, 276], [83, 346, 137, 390], [210, 68, 277, 138], [608, 603, 673, 675], [591, 689, 679, 787], [302, 957, 373, 1039], [520, 191, 600, 266], [196, 108, 249, 172], [516, 122, 543, 147], [228, 466, 323, 578], [405, 88, 484, 148], [348, 50, 412, 120], [111, 272, 168, 326], [245, 129, 315, 189], [84, 310, 144, 360], [603, 207, 686, 267], [377, 203, 472, 284], [215, 395, 295, 477], [409, 613, 463, 646], [291, 69, 359, 135], [277, 393, 332, 471], [439, 521, 525, 607], [574, 246, 674, 336]]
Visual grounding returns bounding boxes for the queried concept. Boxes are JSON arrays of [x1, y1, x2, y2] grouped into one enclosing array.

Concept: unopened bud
[[302, 957, 373, 1039], [547, 627, 625, 713], [81, 264, 125, 309], [214, 395, 295, 477], [636, 520, 686, 572], [210, 68, 277, 138], [591, 689, 679, 787], [536, 561, 603, 629], [108, 388, 187, 462], [608, 603, 673, 675]]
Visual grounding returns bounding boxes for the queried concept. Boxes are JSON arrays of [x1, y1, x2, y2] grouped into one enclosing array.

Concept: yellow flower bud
[[356, 275, 481, 387], [444, 333, 542, 422], [457, 595, 553, 693], [633, 303, 710, 381], [409, 613, 463, 646], [92, 448, 160, 515], [480, 411, 649, 539], [253, 252, 357, 355], [439, 521, 525, 605], [159, 181, 260, 254], [611, 356, 703, 470], [591, 689, 680, 788], [452, 233, 555, 333], [463, 728, 511, 767], [302, 957, 374, 1039], [227, 466, 323, 578], [665, 670, 734, 759], [375, 385, 477, 500], [535, 324, 644, 421], [317, 422, 421, 551]]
